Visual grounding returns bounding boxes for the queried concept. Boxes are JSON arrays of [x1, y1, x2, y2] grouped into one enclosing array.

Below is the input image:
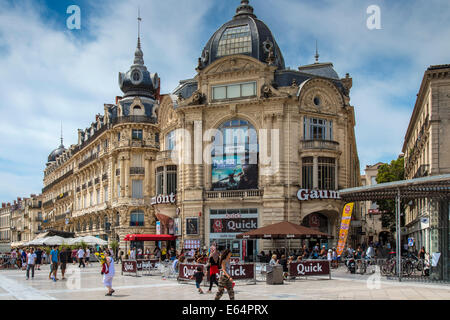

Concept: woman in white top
[[269, 254, 278, 266], [103, 250, 115, 296]]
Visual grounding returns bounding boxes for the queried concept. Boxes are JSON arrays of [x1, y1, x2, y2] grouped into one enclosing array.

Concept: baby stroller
[[346, 257, 356, 274]]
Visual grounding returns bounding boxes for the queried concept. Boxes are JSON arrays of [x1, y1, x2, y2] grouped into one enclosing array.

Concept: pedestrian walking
[[59, 247, 68, 280], [102, 251, 115, 296], [21, 249, 27, 270], [26, 248, 37, 280], [191, 266, 205, 294], [85, 248, 91, 267], [71, 248, 77, 265], [207, 248, 220, 293], [49, 246, 59, 282], [35, 247, 42, 270], [42, 250, 47, 265], [77, 247, 85, 268], [214, 249, 235, 301]]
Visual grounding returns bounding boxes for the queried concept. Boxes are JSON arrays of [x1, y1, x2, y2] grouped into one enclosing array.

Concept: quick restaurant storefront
[[208, 208, 259, 262]]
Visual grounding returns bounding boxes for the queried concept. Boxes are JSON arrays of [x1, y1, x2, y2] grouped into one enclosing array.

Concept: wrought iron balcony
[[42, 169, 74, 193], [300, 140, 339, 151], [78, 153, 99, 169], [111, 115, 157, 126]]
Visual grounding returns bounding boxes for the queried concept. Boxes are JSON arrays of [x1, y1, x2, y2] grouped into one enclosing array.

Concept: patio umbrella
[[42, 236, 69, 246], [69, 236, 108, 246]]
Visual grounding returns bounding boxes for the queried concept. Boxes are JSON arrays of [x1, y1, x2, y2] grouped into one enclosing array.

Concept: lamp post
[[396, 189, 402, 282]]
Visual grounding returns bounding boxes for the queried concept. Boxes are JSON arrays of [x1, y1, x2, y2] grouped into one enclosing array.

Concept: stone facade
[[402, 64, 450, 253]]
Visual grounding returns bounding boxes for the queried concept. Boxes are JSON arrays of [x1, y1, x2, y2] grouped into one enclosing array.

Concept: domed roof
[[119, 38, 160, 99], [199, 0, 285, 70], [48, 143, 66, 163]]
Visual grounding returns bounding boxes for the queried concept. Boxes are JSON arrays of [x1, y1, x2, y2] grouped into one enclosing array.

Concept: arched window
[[211, 119, 258, 191]]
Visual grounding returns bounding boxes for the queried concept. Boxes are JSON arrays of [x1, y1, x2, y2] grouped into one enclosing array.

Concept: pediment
[[202, 55, 267, 75]]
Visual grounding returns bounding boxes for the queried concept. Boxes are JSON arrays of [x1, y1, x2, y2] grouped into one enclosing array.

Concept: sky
[[0, 0, 449, 203]]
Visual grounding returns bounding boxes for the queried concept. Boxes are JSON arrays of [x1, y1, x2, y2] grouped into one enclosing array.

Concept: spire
[[315, 40, 319, 63], [134, 8, 144, 66], [234, 0, 256, 19], [60, 122, 64, 147]]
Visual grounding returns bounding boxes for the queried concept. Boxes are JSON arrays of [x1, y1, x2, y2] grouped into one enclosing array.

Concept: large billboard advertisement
[[211, 155, 258, 191]]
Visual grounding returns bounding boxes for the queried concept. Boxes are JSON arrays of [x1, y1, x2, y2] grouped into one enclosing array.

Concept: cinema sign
[[297, 189, 341, 201], [151, 193, 176, 205]]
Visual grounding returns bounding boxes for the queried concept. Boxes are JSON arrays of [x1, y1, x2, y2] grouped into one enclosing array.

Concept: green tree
[[110, 240, 119, 259], [376, 156, 405, 232]]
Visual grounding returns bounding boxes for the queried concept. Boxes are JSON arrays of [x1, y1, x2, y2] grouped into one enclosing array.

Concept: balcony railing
[[43, 199, 54, 208], [156, 150, 177, 161], [42, 169, 74, 193], [55, 214, 66, 221], [88, 181, 93, 188], [78, 153, 99, 169], [102, 174, 108, 181], [300, 140, 339, 151], [111, 115, 157, 126], [130, 167, 145, 175], [95, 178, 100, 185], [205, 189, 264, 199]]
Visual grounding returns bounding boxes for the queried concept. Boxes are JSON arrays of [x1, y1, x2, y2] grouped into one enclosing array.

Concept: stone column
[[144, 155, 151, 197], [120, 155, 125, 198], [263, 114, 274, 185], [125, 155, 131, 198], [313, 156, 318, 189], [274, 114, 284, 185], [111, 156, 116, 200], [185, 121, 195, 189]]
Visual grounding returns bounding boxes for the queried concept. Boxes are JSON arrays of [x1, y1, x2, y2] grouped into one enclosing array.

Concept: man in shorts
[[59, 247, 68, 279], [85, 247, 90, 267], [49, 246, 59, 282]]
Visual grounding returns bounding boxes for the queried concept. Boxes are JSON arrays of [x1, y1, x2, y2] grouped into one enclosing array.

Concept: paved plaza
[[0, 263, 449, 300]]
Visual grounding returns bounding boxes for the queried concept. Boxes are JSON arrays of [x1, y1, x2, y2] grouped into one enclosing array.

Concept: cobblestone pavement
[[0, 263, 448, 300]]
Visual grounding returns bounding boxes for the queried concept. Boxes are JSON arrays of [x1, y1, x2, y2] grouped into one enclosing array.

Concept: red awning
[[123, 234, 177, 242]]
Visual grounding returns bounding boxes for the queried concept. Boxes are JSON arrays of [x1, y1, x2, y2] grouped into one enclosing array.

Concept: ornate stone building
[[0, 202, 12, 252], [41, 0, 361, 259], [403, 64, 450, 254]]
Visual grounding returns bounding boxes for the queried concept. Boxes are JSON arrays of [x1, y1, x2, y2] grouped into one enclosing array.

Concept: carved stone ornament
[[190, 90, 206, 105], [261, 84, 273, 99]]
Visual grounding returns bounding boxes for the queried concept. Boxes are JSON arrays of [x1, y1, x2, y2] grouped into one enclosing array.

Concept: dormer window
[[212, 81, 256, 101], [217, 25, 252, 57]]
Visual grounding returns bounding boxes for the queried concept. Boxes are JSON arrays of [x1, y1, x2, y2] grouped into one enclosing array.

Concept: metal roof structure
[[339, 174, 450, 201]]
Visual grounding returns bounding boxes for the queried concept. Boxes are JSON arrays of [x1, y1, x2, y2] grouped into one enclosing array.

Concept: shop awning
[[123, 234, 177, 242], [236, 221, 332, 240]]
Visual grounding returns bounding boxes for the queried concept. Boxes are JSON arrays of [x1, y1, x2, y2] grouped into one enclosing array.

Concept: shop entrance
[[214, 239, 257, 261]]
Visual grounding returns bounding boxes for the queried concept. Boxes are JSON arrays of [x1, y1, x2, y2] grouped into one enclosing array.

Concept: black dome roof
[[48, 143, 66, 163], [199, 0, 285, 70]]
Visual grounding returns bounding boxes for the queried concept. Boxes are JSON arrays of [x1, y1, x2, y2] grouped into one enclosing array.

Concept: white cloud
[[0, 0, 213, 202]]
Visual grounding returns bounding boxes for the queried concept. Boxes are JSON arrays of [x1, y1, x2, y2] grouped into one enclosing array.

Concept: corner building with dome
[[40, 0, 361, 259]]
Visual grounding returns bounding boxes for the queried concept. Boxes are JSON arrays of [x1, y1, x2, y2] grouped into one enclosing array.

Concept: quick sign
[[210, 218, 258, 234], [297, 189, 341, 201], [151, 193, 176, 205], [289, 261, 330, 277], [136, 259, 159, 271], [178, 264, 205, 280], [122, 260, 137, 273]]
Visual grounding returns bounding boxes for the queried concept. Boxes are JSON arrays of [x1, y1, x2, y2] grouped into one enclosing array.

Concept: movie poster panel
[[211, 155, 258, 191], [186, 217, 199, 235]]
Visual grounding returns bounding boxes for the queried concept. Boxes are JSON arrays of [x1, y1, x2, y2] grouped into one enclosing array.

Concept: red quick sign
[[229, 264, 254, 280], [289, 261, 330, 276], [178, 264, 205, 280], [136, 259, 159, 271], [122, 260, 137, 273]]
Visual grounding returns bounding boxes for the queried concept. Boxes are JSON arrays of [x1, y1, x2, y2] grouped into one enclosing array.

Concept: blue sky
[[0, 0, 449, 203]]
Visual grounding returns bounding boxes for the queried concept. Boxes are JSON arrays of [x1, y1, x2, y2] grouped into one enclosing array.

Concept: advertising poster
[[211, 155, 258, 191], [186, 217, 199, 235], [336, 203, 354, 257], [156, 221, 161, 235], [174, 218, 181, 236]]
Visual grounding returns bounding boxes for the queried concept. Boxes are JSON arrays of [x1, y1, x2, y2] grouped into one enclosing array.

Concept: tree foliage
[[376, 156, 405, 232]]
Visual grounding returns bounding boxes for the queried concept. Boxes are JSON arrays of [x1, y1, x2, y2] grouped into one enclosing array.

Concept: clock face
[[131, 69, 142, 84]]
